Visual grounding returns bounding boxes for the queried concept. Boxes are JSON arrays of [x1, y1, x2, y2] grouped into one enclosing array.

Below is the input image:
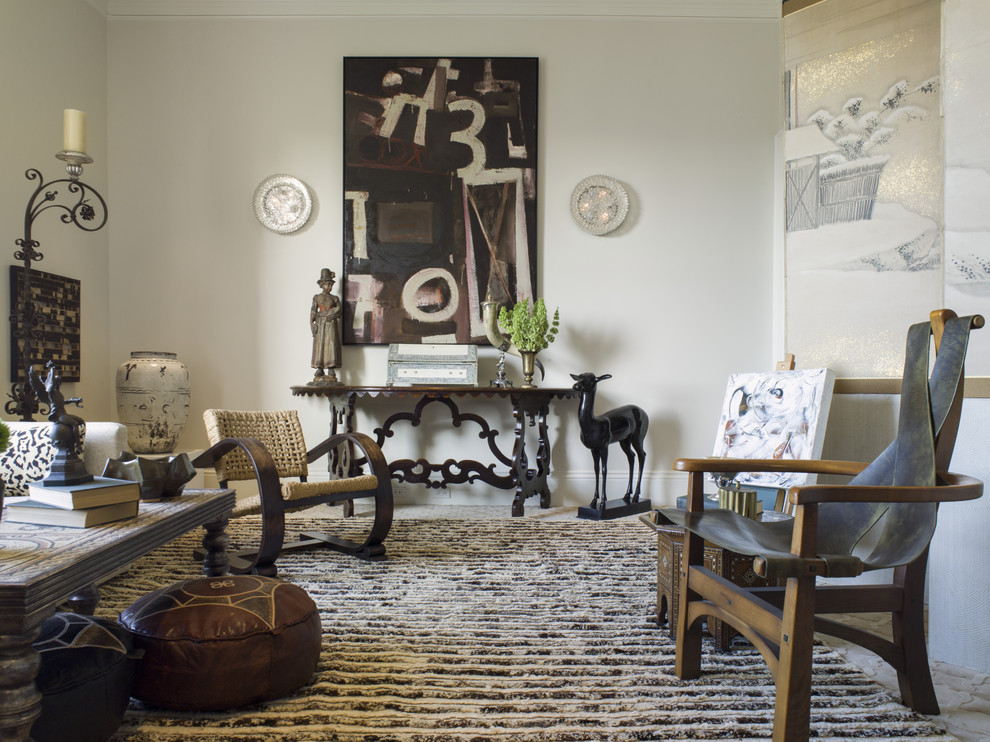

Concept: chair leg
[[893, 557, 939, 714], [773, 574, 816, 742], [674, 529, 704, 679]]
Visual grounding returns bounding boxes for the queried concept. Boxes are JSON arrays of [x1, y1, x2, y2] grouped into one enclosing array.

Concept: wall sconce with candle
[[7, 109, 109, 421]]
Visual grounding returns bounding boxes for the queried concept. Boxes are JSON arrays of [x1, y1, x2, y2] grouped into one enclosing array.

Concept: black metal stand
[[578, 498, 652, 521], [7, 158, 108, 421]]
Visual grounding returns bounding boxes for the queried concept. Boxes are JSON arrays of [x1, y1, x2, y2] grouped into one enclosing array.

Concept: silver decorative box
[[386, 344, 478, 386]]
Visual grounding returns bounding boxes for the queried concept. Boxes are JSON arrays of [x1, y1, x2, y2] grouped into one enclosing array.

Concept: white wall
[[105, 13, 782, 508], [0, 0, 111, 417]]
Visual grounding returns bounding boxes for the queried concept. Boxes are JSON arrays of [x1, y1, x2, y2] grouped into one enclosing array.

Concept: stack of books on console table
[[4, 477, 141, 528]]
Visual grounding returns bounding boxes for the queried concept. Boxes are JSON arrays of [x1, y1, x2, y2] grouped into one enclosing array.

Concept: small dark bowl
[[102, 452, 196, 501]]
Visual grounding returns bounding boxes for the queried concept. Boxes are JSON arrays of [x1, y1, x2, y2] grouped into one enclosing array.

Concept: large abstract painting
[[712, 368, 834, 489], [783, 0, 942, 377], [343, 57, 538, 345]]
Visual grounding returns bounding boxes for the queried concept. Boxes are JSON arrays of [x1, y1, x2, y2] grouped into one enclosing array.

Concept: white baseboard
[[203, 467, 690, 511], [384, 470, 687, 509], [549, 470, 687, 509]]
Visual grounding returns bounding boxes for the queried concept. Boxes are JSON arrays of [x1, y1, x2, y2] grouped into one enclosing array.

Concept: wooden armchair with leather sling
[[658, 309, 984, 742]]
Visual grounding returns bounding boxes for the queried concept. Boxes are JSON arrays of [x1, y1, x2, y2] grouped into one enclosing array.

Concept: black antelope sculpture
[[570, 372, 651, 520]]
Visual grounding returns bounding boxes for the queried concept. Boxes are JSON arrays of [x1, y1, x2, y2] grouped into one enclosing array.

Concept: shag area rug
[[95, 515, 955, 741]]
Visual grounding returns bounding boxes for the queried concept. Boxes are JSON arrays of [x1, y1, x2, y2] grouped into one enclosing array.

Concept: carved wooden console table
[[290, 385, 578, 516], [0, 489, 235, 742]]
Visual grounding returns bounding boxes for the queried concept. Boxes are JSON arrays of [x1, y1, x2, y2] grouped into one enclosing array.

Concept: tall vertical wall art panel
[[942, 1, 990, 376], [783, 0, 942, 377], [343, 57, 538, 345], [9, 267, 81, 383]]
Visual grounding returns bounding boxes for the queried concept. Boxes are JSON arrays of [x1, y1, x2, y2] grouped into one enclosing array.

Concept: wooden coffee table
[[0, 488, 235, 742]]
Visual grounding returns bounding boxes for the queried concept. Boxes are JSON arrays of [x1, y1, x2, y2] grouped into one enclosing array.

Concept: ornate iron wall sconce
[[7, 110, 108, 421]]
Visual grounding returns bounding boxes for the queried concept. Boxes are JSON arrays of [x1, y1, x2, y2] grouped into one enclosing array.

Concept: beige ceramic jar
[[115, 351, 190, 453]]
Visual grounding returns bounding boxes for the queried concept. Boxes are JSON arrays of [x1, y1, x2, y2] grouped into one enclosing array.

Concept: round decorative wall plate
[[253, 174, 312, 234], [570, 175, 629, 235]]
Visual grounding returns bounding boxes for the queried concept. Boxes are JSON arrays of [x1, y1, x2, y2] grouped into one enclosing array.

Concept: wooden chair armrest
[[306, 431, 392, 488], [673, 456, 868, 477], [789, 472, 982, 505], [305, 431, 394, 554], [192, 437, 280, 493], [191, 437, 283, 575]]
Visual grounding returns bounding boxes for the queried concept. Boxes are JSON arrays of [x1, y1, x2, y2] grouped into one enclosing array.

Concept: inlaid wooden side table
[[0, 489, 235, 742], [640, 511, 780, 650]]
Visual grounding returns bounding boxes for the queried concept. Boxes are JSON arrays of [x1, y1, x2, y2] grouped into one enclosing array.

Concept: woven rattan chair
[[659, 310, 984, 742], [191, 409, 393, 576]]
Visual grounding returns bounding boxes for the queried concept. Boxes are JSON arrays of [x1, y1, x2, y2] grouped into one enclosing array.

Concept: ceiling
[[782, 0, 827, 15], [89, 0, 781, 19]]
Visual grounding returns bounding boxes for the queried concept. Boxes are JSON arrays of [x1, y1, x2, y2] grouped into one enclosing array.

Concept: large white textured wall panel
[[929, 0, 990, 674]]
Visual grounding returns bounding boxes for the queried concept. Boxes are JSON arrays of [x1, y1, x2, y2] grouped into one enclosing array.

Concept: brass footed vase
[[520, 350, 538, 388]]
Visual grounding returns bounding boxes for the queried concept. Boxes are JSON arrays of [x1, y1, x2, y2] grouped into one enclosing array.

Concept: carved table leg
[[510, 403, 529, 517], [0, 627, 44, 742], [510, 398, 554, 516], [328, 396, 358, 518], [328, 394, 359, 479], [535, 404, 552, 508], [201, 515, 230, 576]]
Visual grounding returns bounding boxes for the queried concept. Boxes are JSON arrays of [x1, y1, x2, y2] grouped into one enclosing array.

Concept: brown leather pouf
[[118, 575, 321, 711]]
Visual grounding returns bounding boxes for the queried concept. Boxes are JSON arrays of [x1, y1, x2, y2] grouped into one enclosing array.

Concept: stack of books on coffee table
[[4, 477, 141, 527]]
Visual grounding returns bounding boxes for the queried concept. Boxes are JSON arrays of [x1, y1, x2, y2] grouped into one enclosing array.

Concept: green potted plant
[[498, 298, 560, 387]]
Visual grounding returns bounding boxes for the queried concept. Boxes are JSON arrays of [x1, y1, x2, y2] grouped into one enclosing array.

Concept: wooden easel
[[775, 353, 795, 372], [771, 352, 796, 512]]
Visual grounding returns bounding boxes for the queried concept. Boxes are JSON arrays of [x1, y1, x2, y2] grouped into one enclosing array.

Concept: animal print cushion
[[0, 422, 56, 496]]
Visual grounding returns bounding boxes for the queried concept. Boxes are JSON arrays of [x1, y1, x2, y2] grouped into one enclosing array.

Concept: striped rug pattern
[[97, 516, 954, 741]]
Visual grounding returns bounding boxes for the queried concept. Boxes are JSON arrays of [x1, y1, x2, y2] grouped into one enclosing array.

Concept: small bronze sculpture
[[309, 268, 342, 385], [571, 372, 651, 520], [29, 362, 93, 486]]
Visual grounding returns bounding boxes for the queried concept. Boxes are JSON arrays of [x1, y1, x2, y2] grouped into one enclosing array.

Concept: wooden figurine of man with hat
[[309, 268, 342, 385]]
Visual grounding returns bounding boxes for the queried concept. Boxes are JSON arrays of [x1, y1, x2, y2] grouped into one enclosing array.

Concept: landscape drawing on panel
[[783, 1, 944, 377]]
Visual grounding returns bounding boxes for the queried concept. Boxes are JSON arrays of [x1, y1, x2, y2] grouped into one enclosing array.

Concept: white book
[[27, 477, 141, 510], [4, 497, 139, 528]]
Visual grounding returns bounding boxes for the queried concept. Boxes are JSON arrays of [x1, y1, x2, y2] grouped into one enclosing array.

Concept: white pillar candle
[[63, 109, 87, 153]]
